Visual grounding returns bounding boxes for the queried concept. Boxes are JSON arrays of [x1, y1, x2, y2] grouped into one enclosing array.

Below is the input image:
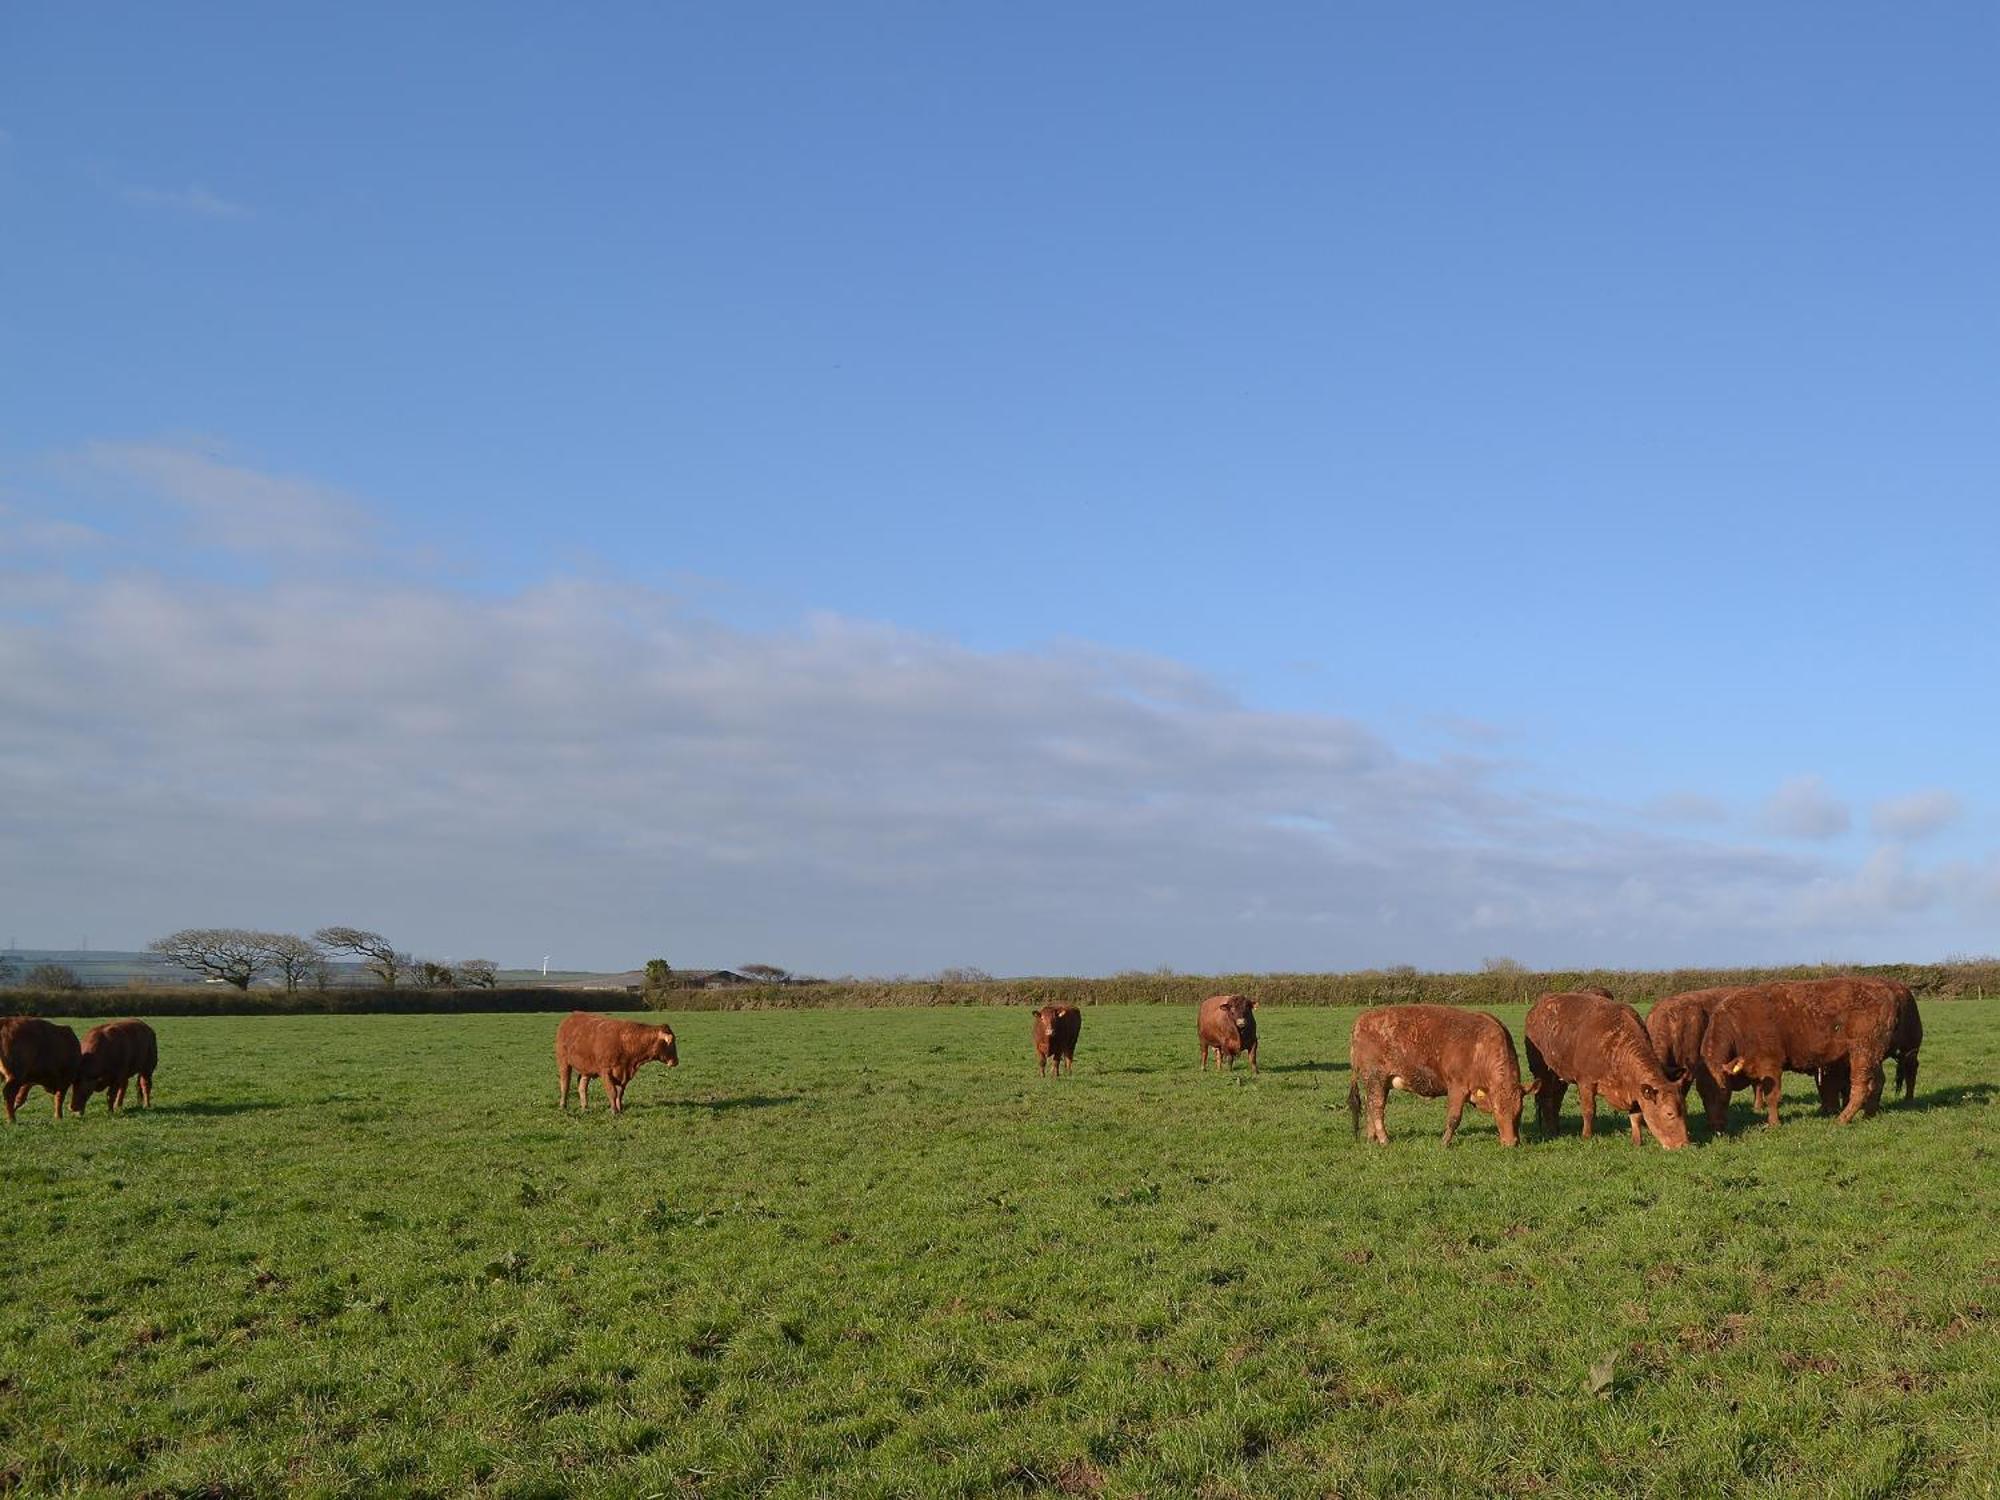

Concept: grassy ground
[[1, 1002, 1993, 1498]]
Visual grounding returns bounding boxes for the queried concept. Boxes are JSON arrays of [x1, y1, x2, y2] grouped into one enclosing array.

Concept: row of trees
[[147, 927, 499, 992]]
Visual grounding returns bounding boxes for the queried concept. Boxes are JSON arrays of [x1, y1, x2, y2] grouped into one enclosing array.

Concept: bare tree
[[457, 958, 498, 989], [314, 927, 403, 988], [149, 929, 270, 990], [738, 963, 790, 983], [252, 932, 324, 993], [25, 962, 84, 991], [416, 960, 456, 990]]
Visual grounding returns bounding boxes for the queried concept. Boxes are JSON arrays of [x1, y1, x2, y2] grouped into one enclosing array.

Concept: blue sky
[[3, 5, 1995, 973]]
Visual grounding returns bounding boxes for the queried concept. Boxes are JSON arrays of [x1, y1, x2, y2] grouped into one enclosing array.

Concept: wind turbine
[[542, 955, 551, 977]]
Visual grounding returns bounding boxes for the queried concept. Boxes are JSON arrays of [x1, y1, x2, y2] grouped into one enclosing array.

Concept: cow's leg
[[138, 1073, 152, 1108], [558, 1064, 572, 1109], [1038, 1053, 1048, 1077], [1628, 1108, 1642, 1147], [1247, 1044, 1258, 1075], [1762, 1074, 1781, 1127], [579, 1075, 591, 1111], [1536, 1077, 1565, 1137], [1578, 1082, 1597, 1139], [1441, 1086, 1468, 1147], [1902, 1052, 1918, 1101], [52, 1086, 65, 1121], [1200, 1042, 1209, 1071], [1695, 1068, 1729, 1133], [1368, 1076, 1391, 1144], [112, 1077, 128, 1112], [3, 1084, 17, 1124], [1838, 1050, 1880, 1124]]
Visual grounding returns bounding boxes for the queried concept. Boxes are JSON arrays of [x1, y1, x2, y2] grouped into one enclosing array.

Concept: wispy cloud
[[70, 440, 378, 560], [1642, 791, 1729, 826], [1871, 789, 1962, 841], [120, 182, 250, 219], [1759, 774, 1850, 841]]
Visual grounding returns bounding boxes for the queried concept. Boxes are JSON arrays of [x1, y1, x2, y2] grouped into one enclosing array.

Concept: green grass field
[[2, 1002, 1994, 1498]]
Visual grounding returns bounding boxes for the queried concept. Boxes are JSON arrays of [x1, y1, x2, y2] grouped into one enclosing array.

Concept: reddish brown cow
[[556, 1012, 679, 1114], [1815, 980, 1922, 1113], [1032, 1004, 1082, 1076], [0, 1017, 82, 1123], [1347, 1004, 1533, 1146], [1644, 987, 1741, 1133], [1197, 994, 1258, 1072], [1525, 991, 1688, 1149], [72, 1020, 159, 1115], [1701, 978, 1897, 1127]]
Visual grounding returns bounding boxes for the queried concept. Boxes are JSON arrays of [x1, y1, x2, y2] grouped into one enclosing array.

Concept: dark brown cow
[[1525, 991, 1688, 1149], [0, 1017, 82, 1123], [555, 1012, 679, 1113], [1701, 978, 1897, 1126], [1347, 1004, 1533, 1146], [1032, 1004, 1081, 1076], [72, 1020, 159, 1115], [1815, 980, 1922, 1112], [1644, 987, 1741, 1132], [1197, 993, 1258, 1072]]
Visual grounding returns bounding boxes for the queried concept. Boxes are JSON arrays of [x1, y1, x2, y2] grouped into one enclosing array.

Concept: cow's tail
[[1347, 1077, 1362, 1138]]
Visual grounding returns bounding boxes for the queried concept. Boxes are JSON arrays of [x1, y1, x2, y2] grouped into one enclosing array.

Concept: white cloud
[[120, 183, 250, 219], [1871, 789, 1962, 841], [1759, 774, 1850, 840], [1642, 791, 1729, 826], [0, 447, 1979, 973]]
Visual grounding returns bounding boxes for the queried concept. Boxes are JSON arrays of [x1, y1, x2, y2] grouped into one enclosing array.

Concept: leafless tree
[[314, 927, 403, 988], [149, 929, 270, 990], [416, 960, 456, 990], [457, 959, 498, 988], [252, 932, 324, 993], [25, 962, 83, 991]]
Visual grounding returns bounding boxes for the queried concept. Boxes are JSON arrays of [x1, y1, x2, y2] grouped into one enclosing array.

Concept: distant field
[[1, 1003, 1994, 1497]]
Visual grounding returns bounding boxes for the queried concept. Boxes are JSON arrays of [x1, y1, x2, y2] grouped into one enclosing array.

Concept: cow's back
[[1645, 988, 1737, 1077], [0, 1016, 82, 1086]]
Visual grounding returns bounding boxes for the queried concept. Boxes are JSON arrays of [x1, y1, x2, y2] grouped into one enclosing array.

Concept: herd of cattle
[[0, 975, 1923, 1148]]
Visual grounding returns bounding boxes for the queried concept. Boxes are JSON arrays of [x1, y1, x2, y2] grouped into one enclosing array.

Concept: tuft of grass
[[0, 1002, 1993, 1496]]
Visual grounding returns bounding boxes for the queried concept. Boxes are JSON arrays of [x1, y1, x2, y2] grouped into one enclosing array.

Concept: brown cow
[[1525, 991, 1688, 1149], [72, 1020, 159, 1114], [1197, 994, 1258, 1072], [1032, 1004, 1081, 1076], [1644, 987, 1741, 1133], [1701, 978, 1897, 1126], [0, 1017, 82, 1123], [1815, 980, 1922, 1113], [555, 1012, 679, 1113], [1347, 1004, 1533, 1146]]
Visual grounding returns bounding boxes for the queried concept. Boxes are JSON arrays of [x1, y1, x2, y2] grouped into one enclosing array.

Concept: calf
[[72, 1020, 159, 1114], [1702, 978, 1897, 1126], [0, 1017, 82, 1123], [1032, 1004, 1081, 1076], [1347, 1004, 1532, 1146], [1644, 987, 1741, 1133], [1197, 994, 1258, 1072], [1525, 991, 1688, 1149], [555, 1012, 679, 1114]]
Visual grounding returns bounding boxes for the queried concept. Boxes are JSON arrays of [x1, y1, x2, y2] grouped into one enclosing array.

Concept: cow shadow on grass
[[1262, 1060, 1348, 1075], [653, 1093, 801, 1113], [1900, 1083, 1995, 1114], [149, 1100, 284, 1117]]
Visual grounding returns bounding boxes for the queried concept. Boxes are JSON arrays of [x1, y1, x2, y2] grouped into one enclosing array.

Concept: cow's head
[[1474, 1073, 1537, 1146], [1635, 1079, 1689, 1150], [654, 1027, 679, 1067]]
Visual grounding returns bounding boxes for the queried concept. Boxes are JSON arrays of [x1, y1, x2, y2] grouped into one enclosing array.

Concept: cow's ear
[[1248, 999, 1259, 1010]]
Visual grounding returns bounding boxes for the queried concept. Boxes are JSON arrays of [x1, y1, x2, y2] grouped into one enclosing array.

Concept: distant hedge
[[3, 959, 1995, 1018]]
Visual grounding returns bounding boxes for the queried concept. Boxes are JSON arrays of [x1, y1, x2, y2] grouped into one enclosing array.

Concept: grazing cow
[[1032, 1004, 1082, 1076], [1197, 994, 1258, 1073], [1815, 980, 1922, 1113], [1644, 987, 1741, 1132], [0, 1017, 82, 1124], [1525, 991, 1688, 1149], [72, 1020, 159, 1115], [555, 1012, 679, 1114], [1347, 1004, 1534, 1146], [1702, 979, 1898, 1127]]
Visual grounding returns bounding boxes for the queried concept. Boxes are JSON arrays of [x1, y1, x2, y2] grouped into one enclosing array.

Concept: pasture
[[1, 1002, 1994, 1498]]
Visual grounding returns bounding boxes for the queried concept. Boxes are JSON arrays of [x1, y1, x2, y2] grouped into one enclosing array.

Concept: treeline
[[5, 958, 1996, 1018]]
